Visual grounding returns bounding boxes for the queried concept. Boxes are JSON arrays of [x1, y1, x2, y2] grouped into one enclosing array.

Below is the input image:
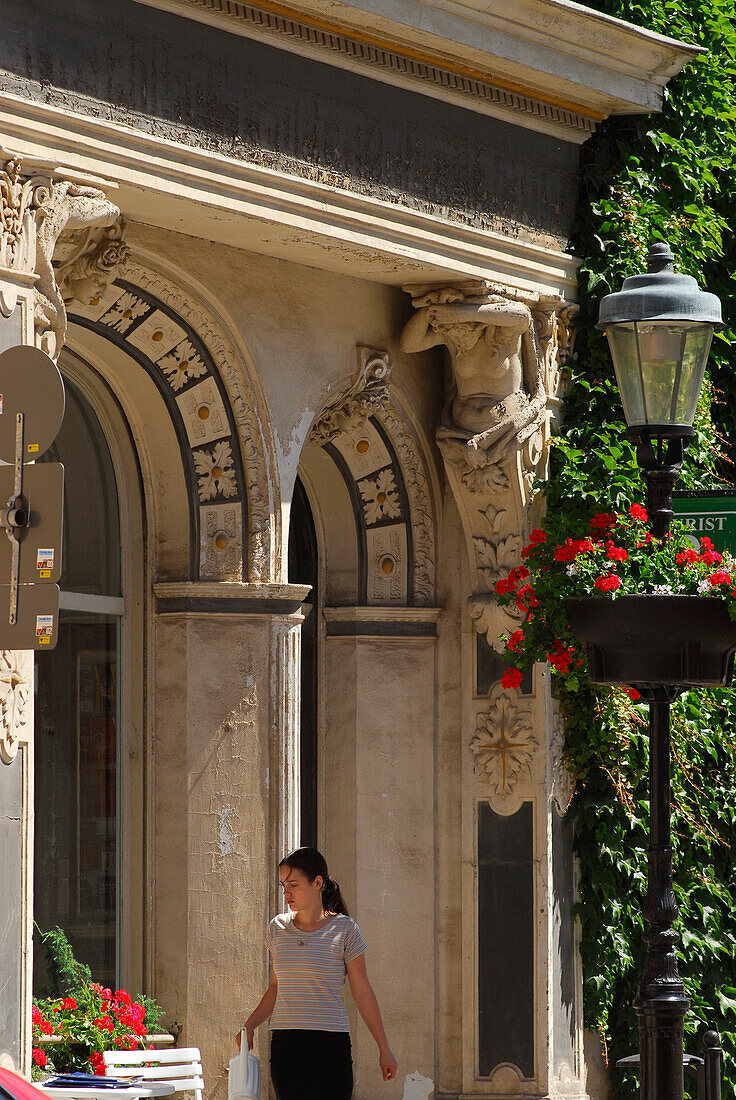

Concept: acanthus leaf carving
[[310, 346, 391, 445]]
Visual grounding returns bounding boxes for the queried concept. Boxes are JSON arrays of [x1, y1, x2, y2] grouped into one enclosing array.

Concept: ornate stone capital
[[0, 149, 123, 358], [401, 280, 575, 648], [309, 345, 391, 445]]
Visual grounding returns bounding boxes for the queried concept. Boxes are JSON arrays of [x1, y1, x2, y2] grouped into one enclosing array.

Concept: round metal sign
[[0, 346, 65, 463]]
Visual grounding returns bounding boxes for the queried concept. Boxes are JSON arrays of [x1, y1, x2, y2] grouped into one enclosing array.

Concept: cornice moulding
[[0, 93, 580, 297], [136, 0, 699, 119]]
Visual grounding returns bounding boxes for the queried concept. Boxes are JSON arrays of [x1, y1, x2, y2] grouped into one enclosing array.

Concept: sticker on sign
[[36, 614, 54, 639]]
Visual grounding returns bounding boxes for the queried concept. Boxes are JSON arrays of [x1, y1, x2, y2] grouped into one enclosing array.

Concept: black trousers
[[270, 1029, 353, 1100]]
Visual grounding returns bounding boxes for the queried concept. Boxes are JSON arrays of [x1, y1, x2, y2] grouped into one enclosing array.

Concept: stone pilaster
[[401, 281, 582, 1098], [151, 582, 309, 1097]]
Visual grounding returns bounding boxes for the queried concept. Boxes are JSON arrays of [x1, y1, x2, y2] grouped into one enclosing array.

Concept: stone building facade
[[0, 1, 696, 1097]]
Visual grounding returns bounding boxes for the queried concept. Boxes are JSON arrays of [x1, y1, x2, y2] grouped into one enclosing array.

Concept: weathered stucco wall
[[0, 0, 580, 244]]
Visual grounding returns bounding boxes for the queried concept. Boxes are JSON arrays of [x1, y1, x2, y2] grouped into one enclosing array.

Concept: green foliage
[[545, 0, 736, 1093], [36, 925, 93, 1005], [32, 926, 167, 1080]]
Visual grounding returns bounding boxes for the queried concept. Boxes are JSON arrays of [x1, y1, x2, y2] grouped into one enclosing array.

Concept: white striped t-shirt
[[266, 912, 367, 1031]]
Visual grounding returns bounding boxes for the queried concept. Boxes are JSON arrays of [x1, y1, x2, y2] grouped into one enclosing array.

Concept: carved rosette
[[0, 650, 30, 765], [471, 685, 537, 798], [401, 280, 575, 650], [309, 346, 392, 445]]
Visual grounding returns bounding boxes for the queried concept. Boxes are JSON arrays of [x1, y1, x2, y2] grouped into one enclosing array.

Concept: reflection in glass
[[34, 615, 119, 991], [39, 378, 121, 597], [34, 376, 122, 992]]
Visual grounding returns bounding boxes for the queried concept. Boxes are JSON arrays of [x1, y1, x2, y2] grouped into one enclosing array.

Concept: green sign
[[672, 492, 736, 554]]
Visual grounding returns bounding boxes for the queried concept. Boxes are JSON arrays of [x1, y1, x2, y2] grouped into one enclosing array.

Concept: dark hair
[[279, 847, 349, 916]]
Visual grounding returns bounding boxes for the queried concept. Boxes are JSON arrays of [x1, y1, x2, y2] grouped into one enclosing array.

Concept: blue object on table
[[44, 1075, 144, 1089]]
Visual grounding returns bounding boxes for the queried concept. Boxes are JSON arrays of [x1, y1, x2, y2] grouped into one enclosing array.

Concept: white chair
[[102, 1048, 205, 1100]]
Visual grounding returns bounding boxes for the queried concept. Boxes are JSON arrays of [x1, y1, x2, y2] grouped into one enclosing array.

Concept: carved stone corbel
[[471, 683, 537, 806], [0, 150, 124, 359], [309, 345, 392, 445], [401, 280, 575, 650]]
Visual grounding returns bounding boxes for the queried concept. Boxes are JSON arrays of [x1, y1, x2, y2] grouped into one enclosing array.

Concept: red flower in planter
[[506, 630, 524, 653], [606, 545, 628, 562], [501, 668, 523, 689], [32, 1050, 47, 1068], [94, 1015, 114, 1032], [39, 1021, 53, 1036], [629, 504, 648, 522], [60, 998, 77, 1011], [590, 513, 617, 532], [708, 570, 731, 587], [32, 1007, 42, 1027], [676, 549, 698, 565], [594, 574, 622, 592], [623, 687, 641, 701]]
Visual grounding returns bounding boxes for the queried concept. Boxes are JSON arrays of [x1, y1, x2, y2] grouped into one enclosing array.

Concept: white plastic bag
[[228, 1032, 261, 1100]]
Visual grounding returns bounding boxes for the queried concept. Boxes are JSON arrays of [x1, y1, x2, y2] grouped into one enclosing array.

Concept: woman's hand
[[379, 1047, 398, 1082]]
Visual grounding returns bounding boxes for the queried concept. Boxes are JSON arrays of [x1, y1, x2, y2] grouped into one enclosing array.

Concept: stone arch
[[65, 255, 277, 582], [298, 388, 437, 607]]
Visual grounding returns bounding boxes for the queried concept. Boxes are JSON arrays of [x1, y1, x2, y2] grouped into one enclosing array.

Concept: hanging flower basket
[[565, 595, 736, 688], [493, 503, 736, 699]]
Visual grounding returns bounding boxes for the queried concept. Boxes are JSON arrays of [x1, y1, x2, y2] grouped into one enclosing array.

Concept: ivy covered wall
[[557, 1, 736, 1096]]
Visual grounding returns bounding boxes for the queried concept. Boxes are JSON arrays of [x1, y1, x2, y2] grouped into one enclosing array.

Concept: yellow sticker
[[38, 636, 50, 645], [27, 443, 39, 453], [38, 569, 51, 579]]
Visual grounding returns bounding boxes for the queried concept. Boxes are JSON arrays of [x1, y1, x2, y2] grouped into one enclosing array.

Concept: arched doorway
[[287, 477, 318, 848], [33, 376, 125, 991]]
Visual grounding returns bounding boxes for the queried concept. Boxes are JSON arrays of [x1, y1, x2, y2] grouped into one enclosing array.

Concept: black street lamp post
[[579, 243, 725, 1100]]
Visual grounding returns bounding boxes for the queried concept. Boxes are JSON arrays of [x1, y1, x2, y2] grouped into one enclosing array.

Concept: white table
[[37, 1084, 175, 1100]]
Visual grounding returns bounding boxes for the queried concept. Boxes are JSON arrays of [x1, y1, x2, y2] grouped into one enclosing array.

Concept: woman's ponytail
[[321, 874, 349, 916], [279, 847, 349, 915]]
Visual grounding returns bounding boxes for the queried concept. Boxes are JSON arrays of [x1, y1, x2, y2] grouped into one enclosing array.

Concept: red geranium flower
[[94, 1015, 114, 1032], [629, 504, 648, 522], [675, 548, 698, 565], [39, 1020, 54, 1036], [113, 990, 132, 1007], [701, 550, 723, 565], [501, 668, 523, 689], [606, 545, 628, 562], [590, 513, 617, 532], [32, 1049, 47, 1068], [89, 1052, 104, 1067], [506, 630, 524, 653], [61, 998, 77, 1011], [32, 1006, 42, 1026], [708, 570, 731, 586], [529, 529, 546, 545], [700, 537, 715, 551], [623, 687, 641, 701], [594, 574, 622, 592]]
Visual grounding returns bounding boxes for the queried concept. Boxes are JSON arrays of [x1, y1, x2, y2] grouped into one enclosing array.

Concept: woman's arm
[[346, 954, 398, 1082], [236, 961, 278, 1050]]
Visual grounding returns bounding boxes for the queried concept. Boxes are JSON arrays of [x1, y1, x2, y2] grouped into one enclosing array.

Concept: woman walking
[[238, 847, 397, 1098]]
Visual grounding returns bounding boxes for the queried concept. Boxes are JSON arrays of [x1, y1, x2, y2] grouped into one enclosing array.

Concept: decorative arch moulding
[[65, 257, 278, 585], [307, 345, 438, 608]]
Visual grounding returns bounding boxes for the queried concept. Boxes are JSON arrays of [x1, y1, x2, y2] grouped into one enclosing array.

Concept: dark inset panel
[[0, 0, 579, 241], [288, 476, 319, 849], [476, 633, 533, 696], [552, 806, 576, 1070], [478, 800, 534, 1078]]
